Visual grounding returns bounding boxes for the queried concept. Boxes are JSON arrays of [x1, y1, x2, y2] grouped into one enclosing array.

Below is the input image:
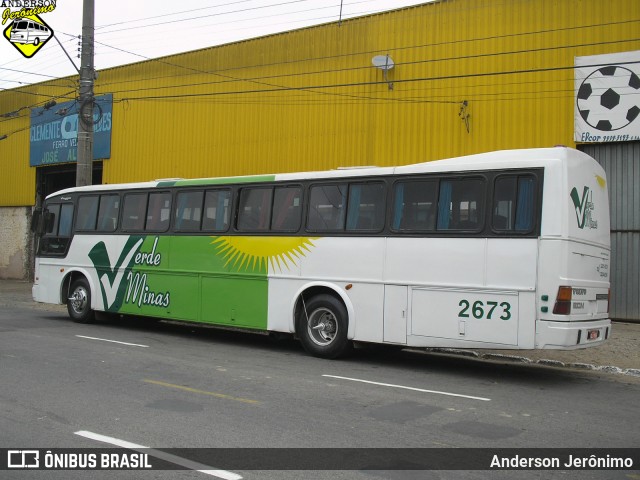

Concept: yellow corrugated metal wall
[[1, 0, 639, 204], [0, 83, 76, 205]]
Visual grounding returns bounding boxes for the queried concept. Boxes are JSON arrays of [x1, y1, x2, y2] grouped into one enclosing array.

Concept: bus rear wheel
[[297, 294, 352, 359], [67, 278, 95, 323]]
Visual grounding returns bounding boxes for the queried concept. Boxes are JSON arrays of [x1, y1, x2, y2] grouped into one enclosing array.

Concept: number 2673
[[458, 299, 512, 321]]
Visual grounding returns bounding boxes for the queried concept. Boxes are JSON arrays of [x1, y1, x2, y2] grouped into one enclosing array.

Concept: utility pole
[[76, 0, 95, 187]]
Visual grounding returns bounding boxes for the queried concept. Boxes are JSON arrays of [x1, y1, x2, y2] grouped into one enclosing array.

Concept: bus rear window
[[493, 175, 536, 232]]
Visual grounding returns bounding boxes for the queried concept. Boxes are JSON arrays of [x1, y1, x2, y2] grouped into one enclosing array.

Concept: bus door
[[383, 285, 407, 344]]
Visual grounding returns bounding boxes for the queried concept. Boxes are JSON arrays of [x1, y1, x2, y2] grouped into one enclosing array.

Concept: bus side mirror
[[31, 208, 43, 234], [32, 208, 55, 234]]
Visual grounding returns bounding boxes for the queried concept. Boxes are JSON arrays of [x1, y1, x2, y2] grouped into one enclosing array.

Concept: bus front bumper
[[32, 282, 60, 305]]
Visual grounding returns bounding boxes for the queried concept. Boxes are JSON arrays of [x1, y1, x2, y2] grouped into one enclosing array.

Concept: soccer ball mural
[[577, 66, 640, 131]]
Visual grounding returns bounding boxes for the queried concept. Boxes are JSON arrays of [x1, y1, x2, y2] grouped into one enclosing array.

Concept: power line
[[92, 18, 640, 90], [0, 0, 401, 89], [114, 60, 640, 103], [96, 37, 640, 97], [0, 49, 79, 88], [0, 66, 67, 80], [0, 95, 78, 137], [3, 5, 638, 112], [95, 0, 258, 30], [96, 0, 318, 35]]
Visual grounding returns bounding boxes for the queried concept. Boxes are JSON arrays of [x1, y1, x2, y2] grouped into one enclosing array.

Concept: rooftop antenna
[[372, 54, 394, 90]]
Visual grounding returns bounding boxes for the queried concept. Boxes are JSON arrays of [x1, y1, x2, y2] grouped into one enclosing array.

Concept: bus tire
[[67, 278, 95, 323], [34, 38, 40, 46], [296, 294, 352, 359]]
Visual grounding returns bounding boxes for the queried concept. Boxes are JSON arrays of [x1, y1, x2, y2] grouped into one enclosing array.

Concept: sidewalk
[[2, 279, 638, 376]]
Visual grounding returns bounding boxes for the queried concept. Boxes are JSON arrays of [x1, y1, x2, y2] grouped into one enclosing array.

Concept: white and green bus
[[32, 147, 611, 358]]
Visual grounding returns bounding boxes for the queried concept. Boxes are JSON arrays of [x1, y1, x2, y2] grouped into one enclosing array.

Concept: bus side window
[[59, 204, 74, 236], [44, 204, 61, 235], [346, 183, 385, 232], [493, 175, 536, 233], [307, 184, 347, 231], [202, 189, 231, 232], [175, 190, 204, 232], [237, 188, 273, 232], [122, 193, 147, 231], [392, 180, 438, 231], [271, 186, 302, 232], [76, 195, 99, 231], [39, 203, 74, 255], [97, 194, 119, 232], [146, 192, 171, 231], [437, 178, 485, 231]]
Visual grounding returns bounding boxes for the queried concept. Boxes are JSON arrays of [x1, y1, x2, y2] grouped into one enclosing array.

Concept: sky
[[0, 0, 429, 91]]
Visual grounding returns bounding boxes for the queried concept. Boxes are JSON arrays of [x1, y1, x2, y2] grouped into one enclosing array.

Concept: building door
[[36, 162, 103, 206]]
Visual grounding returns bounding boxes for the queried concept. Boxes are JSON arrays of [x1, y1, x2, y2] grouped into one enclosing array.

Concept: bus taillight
[[553, 286, 572, 315]]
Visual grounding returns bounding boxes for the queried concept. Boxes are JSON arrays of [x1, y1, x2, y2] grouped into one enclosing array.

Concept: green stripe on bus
[[158, 175, 276, 188], [114, 235, 268, 330]]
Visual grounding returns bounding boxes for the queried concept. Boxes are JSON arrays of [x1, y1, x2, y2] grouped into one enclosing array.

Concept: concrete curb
[[424, 348, 640, 377]]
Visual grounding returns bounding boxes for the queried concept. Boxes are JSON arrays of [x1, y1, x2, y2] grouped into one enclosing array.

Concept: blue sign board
[[30, 94, 112, 166]]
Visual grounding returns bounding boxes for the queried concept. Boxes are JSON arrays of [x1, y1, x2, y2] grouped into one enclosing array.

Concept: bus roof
[[45, 147, 588, 199]]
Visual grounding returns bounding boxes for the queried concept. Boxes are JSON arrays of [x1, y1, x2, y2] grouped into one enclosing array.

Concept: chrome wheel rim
[[307, 307, 338, 346], [69, 286, 88, 315]]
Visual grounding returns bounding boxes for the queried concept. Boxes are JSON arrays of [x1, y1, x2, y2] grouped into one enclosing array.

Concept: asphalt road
[[1, 306, 639, 480]]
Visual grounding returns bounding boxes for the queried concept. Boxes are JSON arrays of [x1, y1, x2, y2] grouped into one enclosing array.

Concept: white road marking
[[322, 374, 491, 402], [75, 335, 149, 348], [74, 430, 242, 480]]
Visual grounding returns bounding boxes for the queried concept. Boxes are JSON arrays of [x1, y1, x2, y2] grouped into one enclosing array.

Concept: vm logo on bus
[[570, 186, 598, 230]]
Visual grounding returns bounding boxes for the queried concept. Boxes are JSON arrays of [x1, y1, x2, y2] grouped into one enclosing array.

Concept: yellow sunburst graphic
[[211, 236, 316, 273]]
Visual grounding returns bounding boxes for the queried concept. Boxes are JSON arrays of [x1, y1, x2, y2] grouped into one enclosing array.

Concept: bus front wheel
[[67, 278, 95, 323], [297, 294, 352, 359]]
